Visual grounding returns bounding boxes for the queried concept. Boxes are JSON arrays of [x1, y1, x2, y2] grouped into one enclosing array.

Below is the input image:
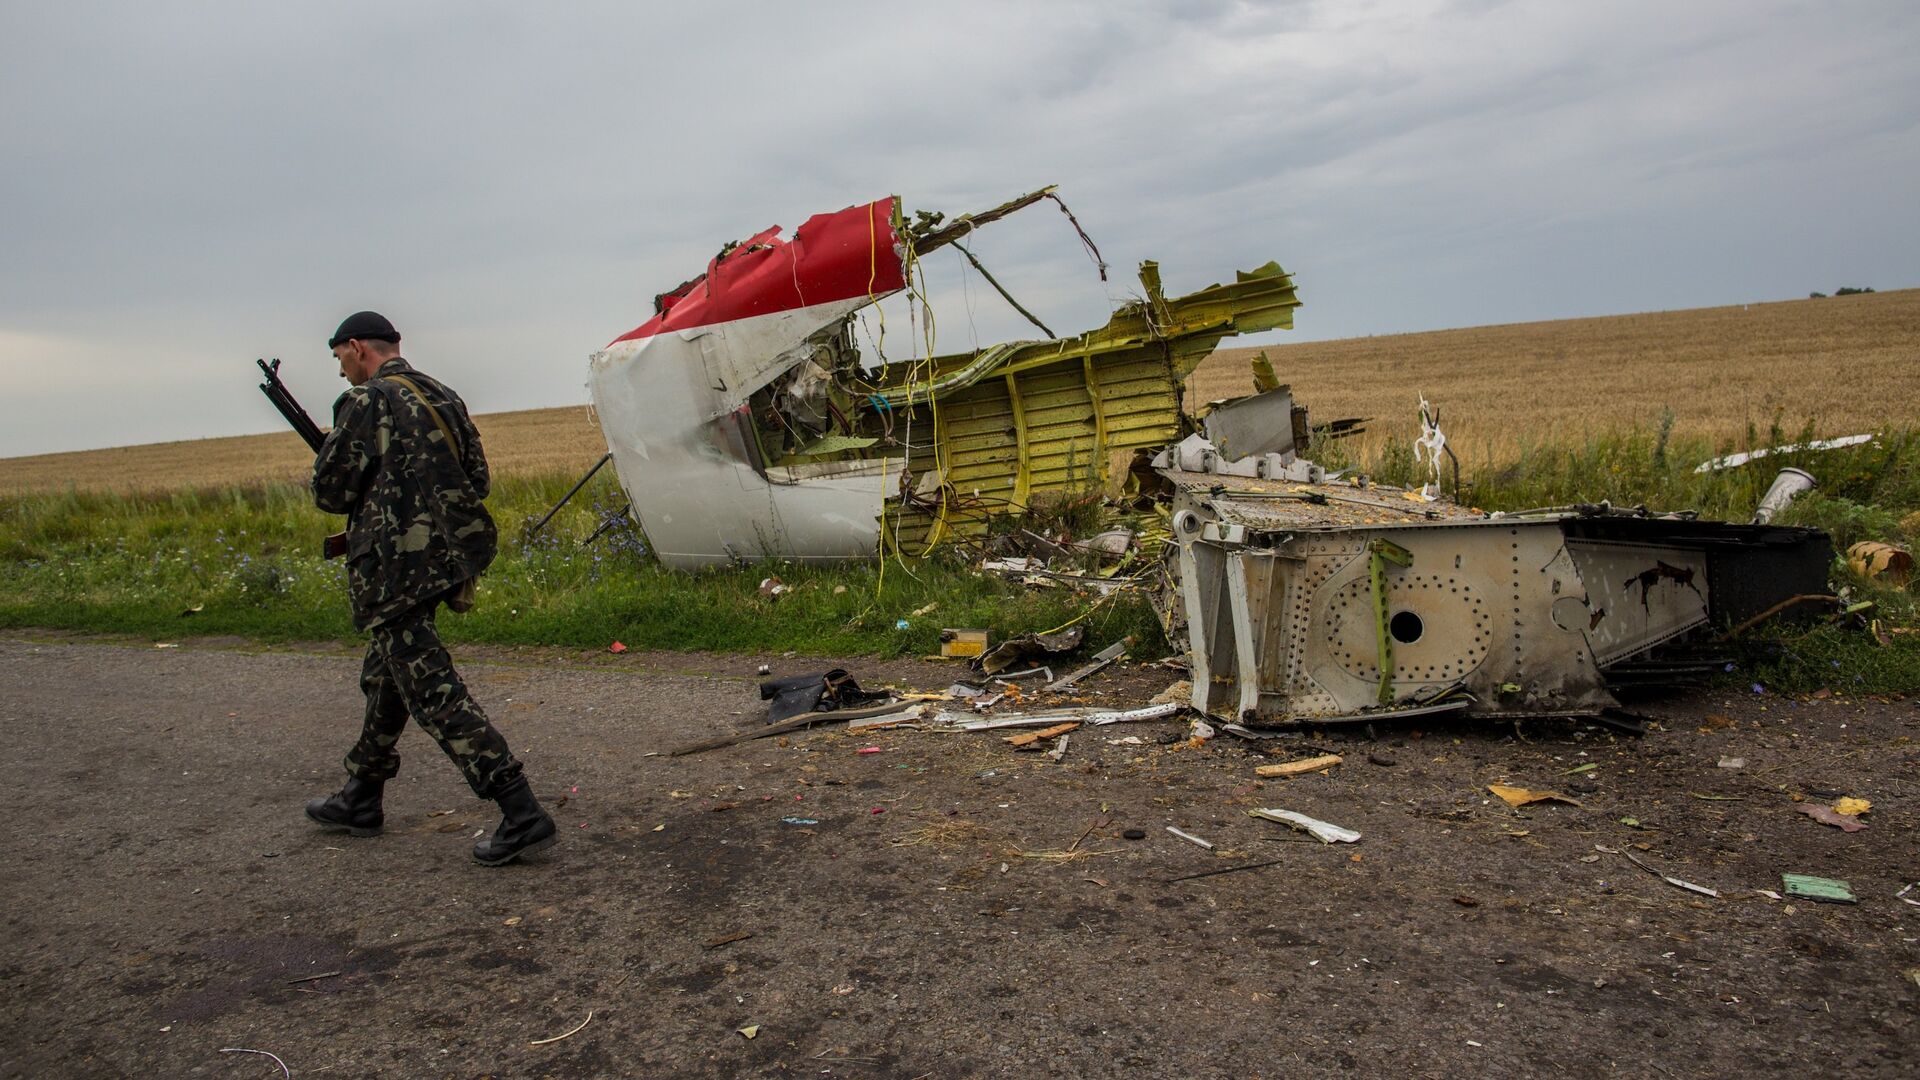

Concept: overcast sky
[[2, 0, 1914, 457]]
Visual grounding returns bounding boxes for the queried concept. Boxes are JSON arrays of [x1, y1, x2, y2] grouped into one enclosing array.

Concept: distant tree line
[[1809, 286, 1876, 298]]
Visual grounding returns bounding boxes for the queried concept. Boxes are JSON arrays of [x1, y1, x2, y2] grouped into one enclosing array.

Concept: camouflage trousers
[[343, 596, 522, 799]]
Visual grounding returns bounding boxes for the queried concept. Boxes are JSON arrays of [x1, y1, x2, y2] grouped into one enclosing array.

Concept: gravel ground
[[1, 632, 1915, 1078]]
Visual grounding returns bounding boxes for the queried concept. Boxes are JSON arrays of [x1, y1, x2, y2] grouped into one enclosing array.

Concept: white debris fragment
[[1165, 826, 1214, 850], [1248, 808, 1361, 844]]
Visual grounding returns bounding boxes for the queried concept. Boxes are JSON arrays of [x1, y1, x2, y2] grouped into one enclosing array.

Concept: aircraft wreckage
[[587, 187, 1832, 728]]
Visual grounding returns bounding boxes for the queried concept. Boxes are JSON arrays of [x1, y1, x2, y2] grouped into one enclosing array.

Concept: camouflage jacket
[[312, 357, 496, 630]]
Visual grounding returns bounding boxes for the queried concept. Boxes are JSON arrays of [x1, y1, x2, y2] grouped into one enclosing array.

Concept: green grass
[[2, 421, 1914, 692], [0, 472, 1163, 658], [1315, 417, 1920, 693]]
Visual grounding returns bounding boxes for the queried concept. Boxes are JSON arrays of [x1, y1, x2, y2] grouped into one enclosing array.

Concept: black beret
[[329, 310, 401, 349]]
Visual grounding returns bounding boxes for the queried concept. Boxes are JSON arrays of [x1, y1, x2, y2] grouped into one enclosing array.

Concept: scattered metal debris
[[932, 702, 1182, 730], [583, 184, 1838, 736], [217, 1048, 290, 1079], [1045, 734, 1071, 763], [1248, 808, 1361, 844], [1044, 641, 1127, 691], [670, 702, 921, 756], [1165, 826, 1215, 850], [1694, 434, 1875, 473], [1596, 844, 1718, 898]]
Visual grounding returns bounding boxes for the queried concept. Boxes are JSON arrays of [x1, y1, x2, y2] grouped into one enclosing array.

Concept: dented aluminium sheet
[[589, 198, 910, 569]]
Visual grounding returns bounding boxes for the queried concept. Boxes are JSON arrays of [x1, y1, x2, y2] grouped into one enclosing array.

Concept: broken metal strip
[[952, 239, 1054, 338], [1226, 551, 1262, 720], [866, 265, 1297, 410], [1368, 538, 1413, 705], [911, 186, 1058, 255], [1005, 372, 1031, 509], [1044, 642, 1128, 692], [1082, 355, 1108, 484]]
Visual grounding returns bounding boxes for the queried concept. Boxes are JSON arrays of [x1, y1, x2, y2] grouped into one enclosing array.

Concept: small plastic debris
[[1897, 882, 1920, 908], [870, 806, 886, 815], [757, 663, 771, 676], [1165, 825, 1214, 850], [1248, 807, 1361, 844], [1107, 735, 1144, 746], [1488, 784, 1583, 808], [780, 817, 819, 826], [1717, 757, 1746, 769], [856, 746, 882, 755], [737, 1025, 760, 1040], [154, 642, 180, 649], [1832, 797, 1871, 817], [1782, 873, 1856, 904], [895, 619, 911, 630], [1795, 804, 1868, 832], [758, 576, 786, 599], [608, 641, 628, 654]]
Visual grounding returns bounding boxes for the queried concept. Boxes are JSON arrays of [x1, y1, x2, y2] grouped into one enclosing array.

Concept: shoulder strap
[[382, 373, 465, 472]]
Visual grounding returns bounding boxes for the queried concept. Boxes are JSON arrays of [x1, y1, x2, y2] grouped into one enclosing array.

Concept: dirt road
[[1, 634, 1914, 1078]]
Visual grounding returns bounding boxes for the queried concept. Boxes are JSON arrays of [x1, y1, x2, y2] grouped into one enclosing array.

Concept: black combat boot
[[472, 777, 556, 866], [305, 775, 385, 837]]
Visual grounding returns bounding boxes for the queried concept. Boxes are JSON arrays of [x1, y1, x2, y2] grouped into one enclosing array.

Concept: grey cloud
[[2, 0, 1916, 455]]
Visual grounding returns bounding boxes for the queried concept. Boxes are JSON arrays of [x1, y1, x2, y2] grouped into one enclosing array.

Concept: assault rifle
[[256, 358, 348, 558], [256, 358, 325, 453]]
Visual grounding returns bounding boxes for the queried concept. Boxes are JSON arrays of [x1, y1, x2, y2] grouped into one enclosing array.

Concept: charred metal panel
[[1565, 540, 1709, 665]]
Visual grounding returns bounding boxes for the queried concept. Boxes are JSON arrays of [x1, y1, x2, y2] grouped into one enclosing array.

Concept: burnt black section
[[1558, 517, 1833, 627]]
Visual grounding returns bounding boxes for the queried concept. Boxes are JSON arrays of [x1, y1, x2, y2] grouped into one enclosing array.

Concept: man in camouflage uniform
[[303, 310, 556, 866]]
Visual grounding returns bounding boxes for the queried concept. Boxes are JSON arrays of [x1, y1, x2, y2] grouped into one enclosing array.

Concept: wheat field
[[1192, 288, 1920, 459], [3, 289, 1915, 495]]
